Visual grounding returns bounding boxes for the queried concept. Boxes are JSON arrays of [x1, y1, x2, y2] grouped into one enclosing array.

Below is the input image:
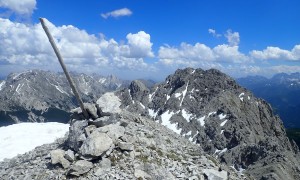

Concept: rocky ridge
[[0, 70, 129, 126], [0, 93, 240, 179], [116, 68, 300, 179]]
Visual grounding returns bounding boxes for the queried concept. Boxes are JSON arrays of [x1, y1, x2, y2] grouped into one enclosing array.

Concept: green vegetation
[[286, 128, 300, 147]]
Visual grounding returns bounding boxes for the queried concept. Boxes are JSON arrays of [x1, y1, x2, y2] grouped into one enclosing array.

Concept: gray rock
[[98, 124, 125, 142], [68, 160, 93, 176], [134, 169, 151, 179], [203, 169, 228, 180], [50, 149, 70, 169], [96, 92, 122, 113], [67, 120, 88, 152], [94, 158, 111, 176], [84, 103, 98, 119], [89, 116, 112, 127], [84, 125, 96, 137], [80, 131, 113, 157], [118, 142, 134, 151], [64, 149, 75, 162]]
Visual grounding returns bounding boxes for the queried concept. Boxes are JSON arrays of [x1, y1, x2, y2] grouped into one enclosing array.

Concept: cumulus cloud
[[101, 8, 132, 19], [0, 0, 36, 15], [158, 41, 248, 66], [225, 29, 240, 46], [250, 45, 300, 61], [213, 44, 248, 63], [126, 31, 154, 58], [208, 28, 221, 38], [0, 18, 154, 73]]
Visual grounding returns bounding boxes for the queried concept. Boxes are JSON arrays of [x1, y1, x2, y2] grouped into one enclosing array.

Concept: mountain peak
[[117, 67, 300, 179]]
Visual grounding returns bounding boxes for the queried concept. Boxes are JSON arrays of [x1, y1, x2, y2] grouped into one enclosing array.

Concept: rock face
[[117, 67, 300, 179], [237, 72, 300, 128], [0, 70, 129, 126], [0, 99, 240, 179]]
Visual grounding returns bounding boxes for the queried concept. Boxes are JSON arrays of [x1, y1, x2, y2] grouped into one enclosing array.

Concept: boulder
[[84, 103, 98, 119], [80, 131, 113, 157], [96, 92, 121, 113], [89, 116, 112, 128], [64, 149, 75, 162], [118, 142, 134, 151], [98, 124, 125, 142], [203, 169, 228, 180], [50, 149, 70, 169], [94, 158, 111, 176], [68, 160, 93, 176], [67, 120, 88, 152]]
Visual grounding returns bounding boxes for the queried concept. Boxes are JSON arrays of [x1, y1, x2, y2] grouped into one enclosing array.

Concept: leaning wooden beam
[[39, 18, 89, 119]]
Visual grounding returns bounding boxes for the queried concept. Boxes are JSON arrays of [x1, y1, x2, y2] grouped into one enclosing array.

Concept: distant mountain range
[[237, 72, 300, 128], [0, 70, 130, 126]]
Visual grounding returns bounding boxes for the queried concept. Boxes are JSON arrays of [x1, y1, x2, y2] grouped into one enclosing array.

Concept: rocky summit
[[116, 68, 300, 179], [0, 93, 241, 180]]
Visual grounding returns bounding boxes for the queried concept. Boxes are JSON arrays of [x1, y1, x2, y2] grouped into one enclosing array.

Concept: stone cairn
[[49, 102, 133, 177]]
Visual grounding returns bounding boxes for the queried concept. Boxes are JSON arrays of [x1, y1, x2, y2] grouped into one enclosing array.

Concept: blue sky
[[0, 0, 300, 80]]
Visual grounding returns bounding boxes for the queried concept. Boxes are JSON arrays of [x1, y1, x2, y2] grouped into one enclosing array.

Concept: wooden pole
[[39, 18, 89, 119]]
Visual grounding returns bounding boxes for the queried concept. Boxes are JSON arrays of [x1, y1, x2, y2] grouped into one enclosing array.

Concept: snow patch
[[220, 120, 228, 127], [182, 109, 192, 122], [148, 109, 158, 118], [186, 131, 192, 136], [175, 93, 181, 98], [55, 85, 69, 95], [208, 112, 216, 117], [180, 81, 189, 106], [218, 113, 226, 120], [98, 78, 106, 84], [248, 96, 250, 100], [161, 110, 181, 134], [214, 148, 228, 155], [148, 87, 158, 102], [15, 83, 24, 94], [239, 92, 245, 101], [0, 122, 69, 161], [220, 130, 224, 134], [166, 94, 170, 101], [191, 88, 195, 93], [139, 102, 145, 109], [191, 70, 195, 74], [197, 116, 206, 126], [128, 89, 134, 104], [0, 81, 5, 91]]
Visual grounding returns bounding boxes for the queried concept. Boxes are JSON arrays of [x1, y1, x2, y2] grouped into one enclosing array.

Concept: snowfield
[[0, 122, 69, 161]]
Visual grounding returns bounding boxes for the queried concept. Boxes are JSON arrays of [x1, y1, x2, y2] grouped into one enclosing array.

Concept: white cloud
[[0, 18, 154, 73], [208, 28, 221, 38], [213, 44, 249, 63], [159, 43, 215, 63], [0, 0, 36, 15], [126, 31, 154, 58], [158, 42, 248, 66], [225, 29, 240, 46], [250, 45, 300, 61], [101, 8, 132, 19]]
